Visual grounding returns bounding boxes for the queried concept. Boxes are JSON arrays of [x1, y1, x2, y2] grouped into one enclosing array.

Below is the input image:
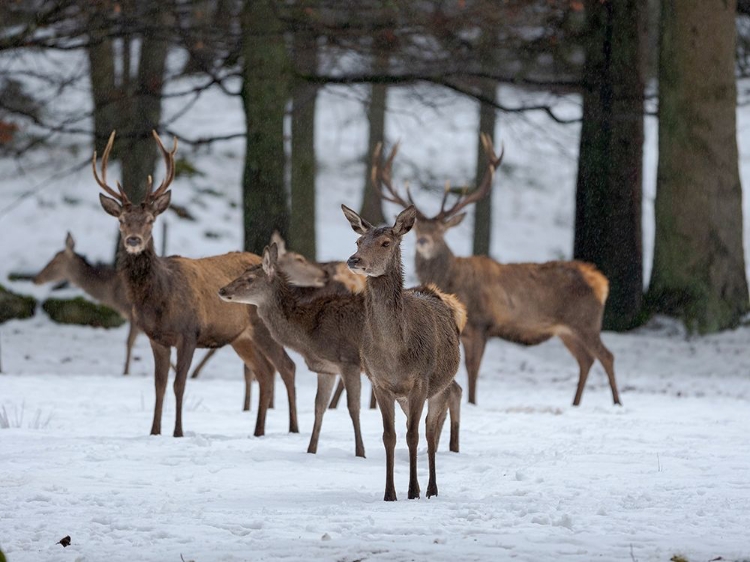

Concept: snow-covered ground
[[1, 51, 750, 561]]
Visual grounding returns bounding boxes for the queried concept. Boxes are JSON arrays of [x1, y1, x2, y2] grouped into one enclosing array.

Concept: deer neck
[[66, 254, 117, 303], [415, 242, 454, 287], [119, 241, 168, 308], [363, 250, 406, 341], [257, 275, 311, 346]]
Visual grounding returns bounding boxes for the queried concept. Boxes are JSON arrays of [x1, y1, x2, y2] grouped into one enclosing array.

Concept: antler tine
[[149, 130, 178, 200], [371, 141, 426, 219], [437, 180, 451, 216], [438, 134, 505, 219], [92, 131, 128, 202]]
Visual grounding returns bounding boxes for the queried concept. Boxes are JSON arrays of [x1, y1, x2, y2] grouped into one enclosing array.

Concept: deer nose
[[417, 237, 428, 245], [125, 236, 142, 247], [347, 256, 361, 268], [218, 287, 230, 299]]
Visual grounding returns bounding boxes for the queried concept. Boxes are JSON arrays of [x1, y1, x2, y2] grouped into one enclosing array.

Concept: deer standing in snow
[[34, 233, 220, 384], [93, 130, 298, 437], [342, 204, 464, 501], [372, 134, 621, 407], [218, 243, 370, 458], [34, 232, 139, 375]]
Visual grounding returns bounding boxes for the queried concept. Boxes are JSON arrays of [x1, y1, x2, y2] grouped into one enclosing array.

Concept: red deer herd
[[33, 129, 621, 501]]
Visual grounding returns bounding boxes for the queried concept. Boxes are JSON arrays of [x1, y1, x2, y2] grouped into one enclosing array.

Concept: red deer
[[372, 135, 621, 407], [34, 233, 220, 384], [269, 231, 372, 409], [34, 232, 139, 375], [92, 130, 298, 437], [218, 243, 368, 458], [342, 204, 464, 501]]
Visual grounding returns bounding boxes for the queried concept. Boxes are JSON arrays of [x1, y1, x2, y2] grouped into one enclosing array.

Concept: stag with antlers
[[372, 134, 621, 407], [93, 130, 299, 437]]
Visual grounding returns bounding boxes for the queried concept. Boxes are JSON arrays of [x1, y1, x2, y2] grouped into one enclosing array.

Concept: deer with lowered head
[[372, 134, 621, 407], [342, 204, 465, 501], [34, 233, 221, 384], [218, 242, 373, 458], [93, 130, 299, 437]]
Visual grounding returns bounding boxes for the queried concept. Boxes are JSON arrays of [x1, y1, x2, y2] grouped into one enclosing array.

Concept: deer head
[[371, 134, 503, 259], [218, 244, 280, 305], [94, 130, 177, 254], [342, 204, 416, 277], [34, 232, 77, 284], [271, 231, 327, 288]]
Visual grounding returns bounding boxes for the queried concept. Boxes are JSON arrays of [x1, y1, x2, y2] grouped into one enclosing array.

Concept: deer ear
[[151, 191, 171, 216], [262, 245, 277, 276], [65, 232, 75, 253], [393, 205, 417, 237], [341, 204, 373, 235], [99, 194, 122, 217], [270, 231, 287, 255], [443, 213, 466, 230]]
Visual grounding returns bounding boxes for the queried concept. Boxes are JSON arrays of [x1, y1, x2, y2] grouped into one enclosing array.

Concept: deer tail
[[575, 262, 609, 305], [427, 283, 468, 333]]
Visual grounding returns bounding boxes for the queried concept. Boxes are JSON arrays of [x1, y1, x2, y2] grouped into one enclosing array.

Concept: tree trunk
[[120, 22, 169, 204], [289, 31, 318, 260], [359, 50, 388, 225], [87, 35, 118, 154], [648, 0, 748, 333], [240, 0, 290, 255], [471, 80, 497, 256], [574, 0, 644, 331]]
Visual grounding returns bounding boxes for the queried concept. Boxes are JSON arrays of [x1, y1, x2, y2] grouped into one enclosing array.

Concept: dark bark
[[119, 24, 169, 204], [573, 0, 644, 331], [86, 34, 118, 153], [648, 0, 749, 333], [471, 80, 497, 256], [289, 31, 318, 260], [241, 0, 290, 255], [359, 48, 388, 225]]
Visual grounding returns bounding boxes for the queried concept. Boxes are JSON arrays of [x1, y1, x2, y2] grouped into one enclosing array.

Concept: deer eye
[[381, 240, 390, 248]]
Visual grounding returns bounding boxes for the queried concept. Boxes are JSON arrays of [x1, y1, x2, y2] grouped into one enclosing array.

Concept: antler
[[146, 130, 178, 201], [371, 141, 425, 219], [92, 131, 129, 204], [435, 132, 504, 220]]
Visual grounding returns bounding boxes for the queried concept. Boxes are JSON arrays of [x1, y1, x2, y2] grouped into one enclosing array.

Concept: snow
[[1, 51, 750, 562]]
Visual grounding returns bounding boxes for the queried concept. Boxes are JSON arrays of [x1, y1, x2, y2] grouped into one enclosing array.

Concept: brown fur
[[370, 134, 619, 407], [343, 204, 462, 501], [414, 219, 621, 407], [219, 245, 369, 458], [94, 132, 298, 438]]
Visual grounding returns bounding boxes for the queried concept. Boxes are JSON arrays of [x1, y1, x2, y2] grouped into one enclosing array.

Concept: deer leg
[[559, 333, 595, 407], [341, 367, 365, 458], [190, 348, 217, 379], [587, 335, 621, 406], [462, 327, 487, 405], [308, 374, 336, 454], [425, 386, 451, 498], [373, 385, 398, 501], [328, 378, 345, 409], [448, 381, 462, 453], [172, 339, 197, 438], [149, 339, 170, 436], [231, 336, 272, 437], [123, 322, 138, 376], [251, 317, 299, 433], [406, 389, 427, 499], [242, 364, 253, 412]]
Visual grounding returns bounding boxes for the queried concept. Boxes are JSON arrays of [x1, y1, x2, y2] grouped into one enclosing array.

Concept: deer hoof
[[426, 484, 438, 498], [384, 490, 397, 502], [408, 485, 420, 500]]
